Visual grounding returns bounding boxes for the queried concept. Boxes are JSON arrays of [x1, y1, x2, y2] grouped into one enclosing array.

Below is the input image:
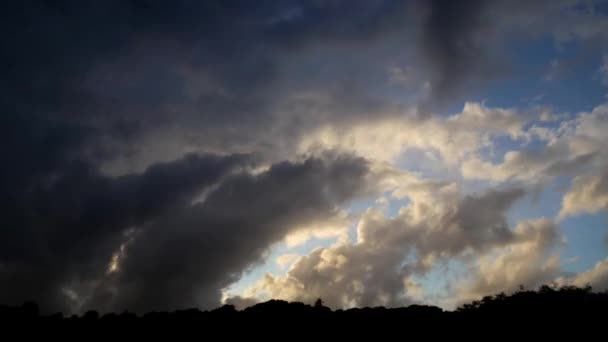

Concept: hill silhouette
[[1, 284, 606, 337]]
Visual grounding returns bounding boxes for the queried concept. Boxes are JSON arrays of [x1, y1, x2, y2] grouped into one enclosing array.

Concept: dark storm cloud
[[415, 0, 608, 110], [86, 153, 375, 313], [423, 0, 484, 95], [0, 152, 251, 312], [0, 0, 419, 175], [0, 0, 408, 313], [417, 0, 494, 107]]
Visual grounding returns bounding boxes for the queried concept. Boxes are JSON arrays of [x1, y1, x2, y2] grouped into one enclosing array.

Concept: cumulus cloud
[[457, 219, 563, 304], [298, 102, 527, 166], [92, 153, 380, 313], [559, 169, 608, 219], [232, 191, 572, 310], [461, 104, 608, 183], [452, 102, 608, 249], [230, 182, 529, 309]]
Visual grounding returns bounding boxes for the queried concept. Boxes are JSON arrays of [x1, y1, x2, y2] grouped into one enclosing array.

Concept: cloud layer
[[1, 0, 608, 313]]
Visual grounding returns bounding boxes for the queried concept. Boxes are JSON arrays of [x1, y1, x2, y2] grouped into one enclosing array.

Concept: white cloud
[[298, 102, 527, 166], [558, 170, 608, 220], [461, 103, 608, 183], [227, 178, 532, 309]]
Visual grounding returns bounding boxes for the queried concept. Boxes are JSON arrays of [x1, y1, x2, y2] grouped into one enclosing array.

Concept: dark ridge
[[1, 284, 606, 336]]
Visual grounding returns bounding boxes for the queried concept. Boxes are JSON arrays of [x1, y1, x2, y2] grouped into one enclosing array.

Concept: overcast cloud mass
[[2, 0, 608, 313]]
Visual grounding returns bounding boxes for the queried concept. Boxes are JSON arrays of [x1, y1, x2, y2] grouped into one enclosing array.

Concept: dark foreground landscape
[[1, 285, 606, 336]]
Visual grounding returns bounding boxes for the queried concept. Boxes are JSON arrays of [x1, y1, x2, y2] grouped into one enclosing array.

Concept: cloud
[[299, 102, 527, 167], [414, 0, 608, 110], [0, 147, 384, 313], [601, 53, 608, 92], [0, 1, 418, 313], [563, 257, 608, 291], [418, 0, 494, 103], [282, 212, 351, 248], [2, 1, 604, 176], [231, 182, 528, 309], [455, 103, 608, 224], [234, 191, 571, 310], [552, 233, 608, 292], [558, 168, 608, 219], [80, 153, 380, 313], [457, 219, 563, 304], [5, 1, 601, 176], [462, 104, 608, 183], [0, 152, 251, 312]]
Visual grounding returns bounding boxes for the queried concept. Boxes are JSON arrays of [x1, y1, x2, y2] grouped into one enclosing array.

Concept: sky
[[1, 0, 608, 314]]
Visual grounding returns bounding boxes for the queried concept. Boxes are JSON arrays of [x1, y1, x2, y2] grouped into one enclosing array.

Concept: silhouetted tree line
[[1, 285, 606, 336]]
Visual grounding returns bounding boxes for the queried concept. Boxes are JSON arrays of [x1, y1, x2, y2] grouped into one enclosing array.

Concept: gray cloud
[[0, 1, 413, 311], [0, 1, 419, 175], [415, 0, 608, 111], [0, 0, 413, 313], [0, 152, 251, 312], [0, 150, 376, 313], [418, 0, 491, 103], [3, 1, 604, 172], [84, 153, 376, 313], [459, 218, 563, 304]]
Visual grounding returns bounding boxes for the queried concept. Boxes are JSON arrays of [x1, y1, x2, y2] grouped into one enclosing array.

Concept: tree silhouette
[[0, 284, 606, 336], [314, 298, 324, 308]]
